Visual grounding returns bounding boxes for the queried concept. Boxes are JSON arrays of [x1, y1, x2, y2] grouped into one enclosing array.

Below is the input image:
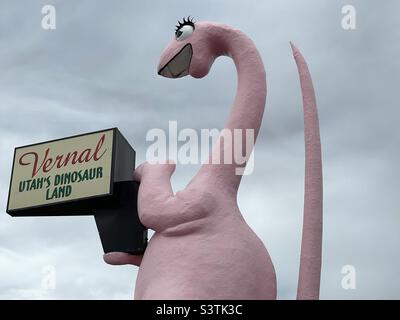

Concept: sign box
[[6, 128, 147, 254]]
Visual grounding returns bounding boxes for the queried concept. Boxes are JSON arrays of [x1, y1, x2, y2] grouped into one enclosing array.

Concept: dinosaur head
[[157, 18, 221, 79]]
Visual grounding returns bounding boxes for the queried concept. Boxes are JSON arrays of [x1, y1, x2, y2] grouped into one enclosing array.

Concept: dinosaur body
[[104, 21, 322, 300], [130, 161, 276, 299]]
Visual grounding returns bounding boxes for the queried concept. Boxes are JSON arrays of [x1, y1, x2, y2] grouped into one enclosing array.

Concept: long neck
[[224, 29, 267, 136], [193, 26, 267, 195]]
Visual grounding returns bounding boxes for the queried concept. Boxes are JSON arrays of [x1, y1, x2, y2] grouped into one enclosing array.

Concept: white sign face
[[7, 129, 114, 212]]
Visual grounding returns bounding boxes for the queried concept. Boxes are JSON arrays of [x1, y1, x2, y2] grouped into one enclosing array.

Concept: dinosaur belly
[[134, 222, 277, 299]]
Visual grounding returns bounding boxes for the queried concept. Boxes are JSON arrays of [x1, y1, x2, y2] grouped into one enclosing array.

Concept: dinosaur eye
[[175, 17, 195, 41], [176, 25, 194, 41]]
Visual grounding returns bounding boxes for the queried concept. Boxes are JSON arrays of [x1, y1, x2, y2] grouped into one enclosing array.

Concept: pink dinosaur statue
[[104, 19, 323, 300]]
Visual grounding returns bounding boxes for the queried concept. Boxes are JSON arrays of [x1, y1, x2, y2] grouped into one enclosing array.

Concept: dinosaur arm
[[102, 162, 176, 267], [134, 162, 181, 232]]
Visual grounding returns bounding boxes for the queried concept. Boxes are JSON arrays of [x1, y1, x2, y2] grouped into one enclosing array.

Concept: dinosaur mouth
[[158, 44, 193, 79]]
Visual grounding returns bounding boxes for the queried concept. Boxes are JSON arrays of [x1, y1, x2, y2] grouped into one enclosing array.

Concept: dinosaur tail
[[290, 42, 323, 300]]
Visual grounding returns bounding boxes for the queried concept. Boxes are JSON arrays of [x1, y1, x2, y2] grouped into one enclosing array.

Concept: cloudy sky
[[0, 0, 399, 299]]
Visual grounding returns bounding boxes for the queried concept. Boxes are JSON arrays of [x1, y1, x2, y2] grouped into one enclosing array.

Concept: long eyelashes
[[175, 16, 195, 35]]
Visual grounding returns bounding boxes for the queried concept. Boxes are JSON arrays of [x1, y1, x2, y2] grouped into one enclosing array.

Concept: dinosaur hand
[[132, 161, 176, 181], [103, 252, 143, 267], [132, 162, 146, 182]]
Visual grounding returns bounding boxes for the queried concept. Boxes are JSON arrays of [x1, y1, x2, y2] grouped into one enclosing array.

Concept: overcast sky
[[0, 0, 399, 299]]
